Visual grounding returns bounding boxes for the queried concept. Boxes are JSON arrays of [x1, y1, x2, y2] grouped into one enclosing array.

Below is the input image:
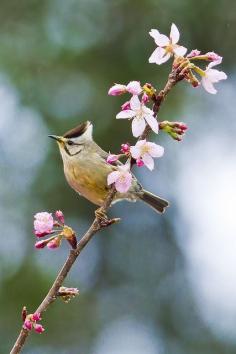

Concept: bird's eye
[[67, 140, 74, 146]]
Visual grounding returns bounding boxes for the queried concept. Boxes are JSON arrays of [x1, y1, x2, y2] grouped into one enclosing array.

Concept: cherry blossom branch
[[10, 22, 227, 354], [10, 70, 179, 354], [10, 189, 117, 354]]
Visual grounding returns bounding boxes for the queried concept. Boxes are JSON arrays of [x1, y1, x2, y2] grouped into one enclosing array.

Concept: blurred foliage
[[0, 0, 235, 353]]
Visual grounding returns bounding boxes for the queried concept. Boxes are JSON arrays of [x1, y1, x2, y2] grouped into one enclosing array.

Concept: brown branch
[[10, 68, 180, 354]]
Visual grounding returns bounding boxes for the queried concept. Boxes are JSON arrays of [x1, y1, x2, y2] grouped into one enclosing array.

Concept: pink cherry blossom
[[34, 324, 45, 333], [106, 154, 119, 164], [130, 140, 164, 171], [116, 95, 159, 137], [108, 84, 127, 96], [141, 93, 149, 104], [107, 164, 132, 193], [55, 210, 65, 224], [201, 61, 227, 94], [126, 81, 142, 95], [149, 23, 187, 65], [34, 212, 54, 237]]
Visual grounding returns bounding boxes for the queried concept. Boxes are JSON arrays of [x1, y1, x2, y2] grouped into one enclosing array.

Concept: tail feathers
[[140, 190, 169, 214]]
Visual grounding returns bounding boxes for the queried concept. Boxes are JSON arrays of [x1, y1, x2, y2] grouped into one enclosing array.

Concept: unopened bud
[[121, 101, 131, 111], [55, 210, 65, 225], [47, 237, 61, 249], [108, 84, 126, 96], [120, 143, 130, 154], [22, 306, 27, 322], [106, 154, 119, 164], [136, 158, 144, 167], [34, 323, 45, 333]]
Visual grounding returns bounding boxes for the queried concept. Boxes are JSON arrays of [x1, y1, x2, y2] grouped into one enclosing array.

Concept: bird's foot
[[95, 207, 120, 228]]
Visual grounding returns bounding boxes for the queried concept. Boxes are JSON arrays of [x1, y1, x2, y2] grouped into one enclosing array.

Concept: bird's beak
[[48, 135, 66, 144]]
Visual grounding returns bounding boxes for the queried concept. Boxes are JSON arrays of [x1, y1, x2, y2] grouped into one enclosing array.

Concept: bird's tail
[[139, 189, 169, 214]]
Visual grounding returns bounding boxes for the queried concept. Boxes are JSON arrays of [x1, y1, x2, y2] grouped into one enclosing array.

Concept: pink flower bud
[[141, 93, 149, 104], [206, 51, 222, 63], [47, 237, 60, 249], [126, 81, 142, 95], [32, 312, 41, 321], [35, 240, 48, 249], [120, 143, 130, 154], [55, 210, 65, 224], [108, 84, 126, 96], [23, 319, 32, 331], [136, 158, 144, 167], [187, 49, 201, 58], [121, 101, 131, 111], [106, 154, 119, 164], [34, 324, 45, 333]]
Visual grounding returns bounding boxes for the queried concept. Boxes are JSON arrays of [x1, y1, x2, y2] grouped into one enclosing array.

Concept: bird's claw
[[95, 207, 120, 228]]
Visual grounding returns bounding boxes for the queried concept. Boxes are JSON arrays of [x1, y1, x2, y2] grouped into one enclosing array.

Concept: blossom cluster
[[34, 211, 77, 250], [23, 312, 44, 334], [106, 23, 227, 194]]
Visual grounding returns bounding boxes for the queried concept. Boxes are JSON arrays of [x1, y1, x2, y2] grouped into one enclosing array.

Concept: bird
[[49, 121, 169, 214]]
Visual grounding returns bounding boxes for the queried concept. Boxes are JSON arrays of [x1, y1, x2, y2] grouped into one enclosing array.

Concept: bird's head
[[49, 121, 93, 159]]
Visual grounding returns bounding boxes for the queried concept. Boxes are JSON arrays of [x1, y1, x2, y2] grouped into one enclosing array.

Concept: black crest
[[63, 121, 90, 139]]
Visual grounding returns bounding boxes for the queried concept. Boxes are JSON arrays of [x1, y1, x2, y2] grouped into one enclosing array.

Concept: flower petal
[[149, 47, 166, 64], [130, 95, 141, 110], [116, 110, 136, 119], [170, 23, 180, 44], [130, 146, 141, 159], [107, 171, 120, 185], [148, 143, 164, 157], [202, 77, 217, 94], [144, 115, 159, 134], [142, 153, 154, 171], [154, 33, 169, 47], [115, 172, 132, 193], [149, 29, 160, 41], [173, 45, 187, 56], [206, 69, 227, 83], [157, 52, 171, 64], [126, 81, 142, 95], [132, 117, 146, 137]]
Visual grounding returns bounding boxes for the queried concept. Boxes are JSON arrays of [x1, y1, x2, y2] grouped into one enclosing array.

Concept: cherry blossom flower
[[201, 61, 227, 94], [130, 140, 164, 171], [149, 23, 187, 65], [106, 154, 119, 164], [34, 212, 54, 237], [126, 81, 142, 95], [108, 84, 127, 96], [55, 210, 64, 224], [116, 95, 159, 137], [107, 164, 132, 193]]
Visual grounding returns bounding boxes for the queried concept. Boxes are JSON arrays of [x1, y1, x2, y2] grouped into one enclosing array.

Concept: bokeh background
[[0, 0, 236, 353]]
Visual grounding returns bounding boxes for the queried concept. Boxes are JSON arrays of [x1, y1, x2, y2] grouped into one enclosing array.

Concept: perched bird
[[49, 121, 169, 214]]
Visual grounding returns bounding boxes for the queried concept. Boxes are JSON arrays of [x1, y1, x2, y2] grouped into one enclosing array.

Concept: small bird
[[49, 121, 169, 214]]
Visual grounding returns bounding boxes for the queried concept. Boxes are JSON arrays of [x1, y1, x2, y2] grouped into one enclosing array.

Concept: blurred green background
[[1, 0, 236, 353]]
